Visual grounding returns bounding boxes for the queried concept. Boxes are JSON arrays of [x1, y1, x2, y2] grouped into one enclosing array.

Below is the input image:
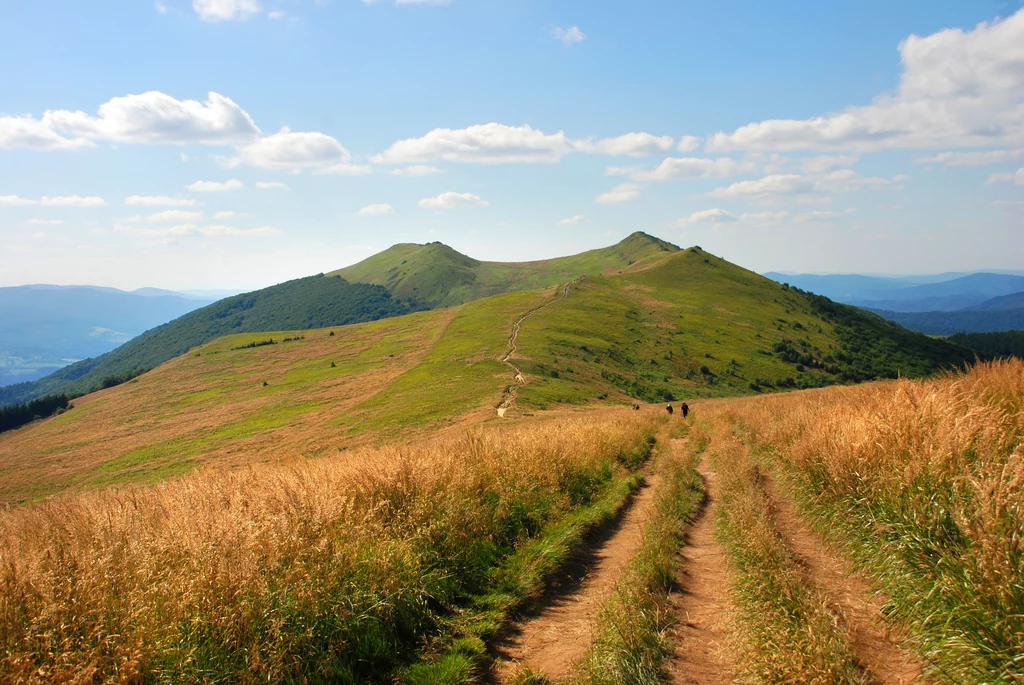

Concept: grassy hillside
[[331, 231, 680, 308], [0, 275, 414, 408], [0, 246, 973, 505], [949, 330, 1024, 359], [870, 306, 1024, 335]]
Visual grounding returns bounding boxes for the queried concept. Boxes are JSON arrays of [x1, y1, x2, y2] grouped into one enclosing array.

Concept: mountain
[[0, 285, 213, 387], [0, 233, 679, 406], [0, 243, 973, 504], [765, 272, 1024, 312], [0, 276, 414, 407], [971, 292, 1024, 311], [331, 231, 680, 308], [948, 331, 1024, 359]]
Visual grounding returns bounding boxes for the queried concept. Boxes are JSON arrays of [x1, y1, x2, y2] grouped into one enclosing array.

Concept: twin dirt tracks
[[489, 426, 933, 684]]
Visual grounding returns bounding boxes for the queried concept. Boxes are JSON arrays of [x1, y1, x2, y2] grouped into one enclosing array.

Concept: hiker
[[666, 403, 674, 415], [681, 402, 689, 418], [632, 403, 640, 411]]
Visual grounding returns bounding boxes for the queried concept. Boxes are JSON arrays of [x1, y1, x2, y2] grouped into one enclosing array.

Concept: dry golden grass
[[715, 359, 1024, 683], [0, 407, 659, 684]]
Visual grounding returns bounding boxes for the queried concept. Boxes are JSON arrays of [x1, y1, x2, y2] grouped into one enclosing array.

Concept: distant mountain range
[[0, 285, 216, 387], [764, 271, 1024, 335]]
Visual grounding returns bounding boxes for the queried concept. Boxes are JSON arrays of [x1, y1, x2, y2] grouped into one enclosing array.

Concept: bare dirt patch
[[666, 449, 739, 685], [491, 470, 659, 681]]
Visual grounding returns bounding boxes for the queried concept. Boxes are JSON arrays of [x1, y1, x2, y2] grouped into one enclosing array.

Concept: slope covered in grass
[[0, 275, 414, 408], [0, 247, 974, 504], [331, 231, 680, 308]]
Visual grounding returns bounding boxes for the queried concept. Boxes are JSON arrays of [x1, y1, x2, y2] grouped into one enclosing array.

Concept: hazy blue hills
[[765, 272, 1024, 312], [0, 286, 214, 387]]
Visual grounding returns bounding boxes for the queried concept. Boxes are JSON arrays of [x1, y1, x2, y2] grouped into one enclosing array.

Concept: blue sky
[[1, 0, 1022, 290]]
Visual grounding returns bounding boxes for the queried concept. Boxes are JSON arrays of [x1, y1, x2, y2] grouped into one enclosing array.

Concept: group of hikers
[[630, 402, 690, 418]]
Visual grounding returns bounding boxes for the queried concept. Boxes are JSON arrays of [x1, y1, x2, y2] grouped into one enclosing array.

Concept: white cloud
[[708, 9, 1024, 152], [594, 133, 675, 157], [390, 165, 442, 176], [557, 215, 589, 226], [267, 10, 286, 20], [255, 181, 290, 190], [793, 210, 843, 223], [358, 203, 394, 216], [40, 195, 106, 207], [31, 232, 46, 240], [125, 195, 199, 206], [231, 127, 349, 170], [26, 218, 63, 226], [154, 2, 168, 13], [631, 157, 753, 181], [800, 153, 859, 174], [418, 192, 488, 210], [677, 135, 701, 152], [0, 195, 37, 206], [987, 168, 1024, 185], [212, 210, 238, 219], [596, 183, 640, 205], [917, 149, 1024, 166], [147, 210, 204, 222], [316, 163, 372, 176], [187, 179, 244, 192], [375, 123, 580, 165], [114, 222, 280, 237], [44, 91, 260, 145], [193, 0, 261, 22], [739, 210, 791, 223], [676, 208, 737, 226], [553, 26, 586, 45], [708, 170, 890, 199], [0, 115, 94, 150]]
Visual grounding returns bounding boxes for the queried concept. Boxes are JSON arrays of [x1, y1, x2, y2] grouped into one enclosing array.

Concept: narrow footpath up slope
[[492, 468, 659, 680]]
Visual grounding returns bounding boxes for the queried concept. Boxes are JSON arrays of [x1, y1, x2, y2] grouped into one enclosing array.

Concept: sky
[[1, 0, 1023, 291]]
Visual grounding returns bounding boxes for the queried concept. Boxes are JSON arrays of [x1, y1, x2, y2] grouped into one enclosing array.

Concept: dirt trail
[[492, 472, 659, 681], [666, 448, 739, 685], [497, 280, 576, 417], [760, 472, 931, 685]]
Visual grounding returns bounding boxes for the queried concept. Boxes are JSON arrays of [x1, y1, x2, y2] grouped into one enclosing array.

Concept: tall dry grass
[[0, 411, 659, 684], [731, 359, 1024, 683]]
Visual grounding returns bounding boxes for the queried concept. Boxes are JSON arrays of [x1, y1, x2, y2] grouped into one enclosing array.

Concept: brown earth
[[666, 449, 739, 685], [491, 469, 659, 681]]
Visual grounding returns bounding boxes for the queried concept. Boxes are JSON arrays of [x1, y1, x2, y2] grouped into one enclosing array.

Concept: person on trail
[[666, 404, 674, 415], [681, 402, 689, 418]]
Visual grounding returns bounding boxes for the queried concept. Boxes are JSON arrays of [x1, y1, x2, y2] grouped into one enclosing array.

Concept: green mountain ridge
[[331, 231, 680, 308]]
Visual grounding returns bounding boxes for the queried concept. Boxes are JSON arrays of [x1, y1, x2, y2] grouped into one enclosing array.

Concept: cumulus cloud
[[192, 0, 261, 22], [987, 168, 1024, 185], [708, 9, 1024, 152], [557, 215, 589, 226], [187, 179, 244, 192], [40, 195, 106, 207], [0, 115, 93, 150], [596, 183, 640, 205], [358, 203, 394, 216], [629, 157, 753, 181], [125, 195, 199, 206], [676, 208, 737, 226], [146, 210, 204, 222], [0, 195, 37, 206], [231, 127, 349, 170], [707, 170, 890, 199], [553, 26, 586, 45], [390, 165, 442, 176], [43, 91, 260, 146], [114, 222, 279, 237], [800, 153, 859, 174], [316, 163, 372, 176], [213, 211, 239, 219], [375, 123, 581, 165], [677, 135, 701, 152], [255, 181, 290, 190], [418, 192, 488, 210], [593, 133, 675, 157], [917, 149, 1024, 166]]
